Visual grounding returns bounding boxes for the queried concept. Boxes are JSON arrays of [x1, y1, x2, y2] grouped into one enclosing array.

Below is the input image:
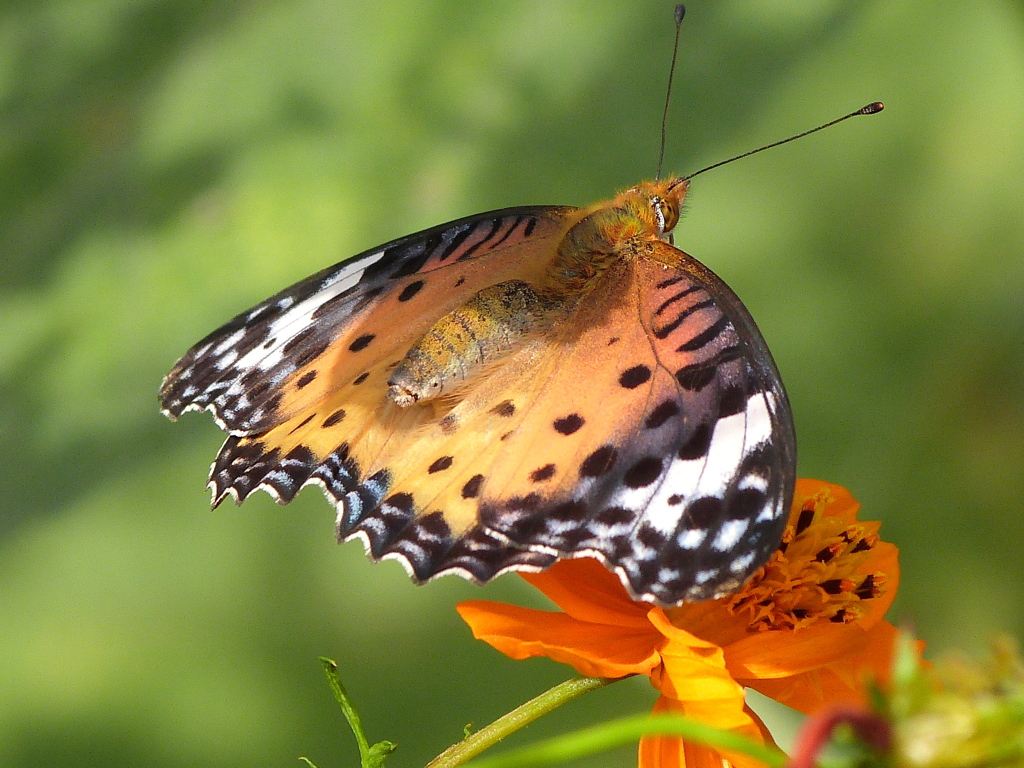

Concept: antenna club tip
[[675, 4, 686, 24], [860, 101, 884, 115]]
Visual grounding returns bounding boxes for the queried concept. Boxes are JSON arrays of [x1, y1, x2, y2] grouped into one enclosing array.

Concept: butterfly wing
[[159, 205, 576, 435], [204, 236, 795, 605], [462, 247, 796, 605]]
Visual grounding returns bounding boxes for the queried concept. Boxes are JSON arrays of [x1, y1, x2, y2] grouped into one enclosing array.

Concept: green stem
[[463, 713, 788, 768], [425, 677, 614, 768], [319, 657, 372, 767]]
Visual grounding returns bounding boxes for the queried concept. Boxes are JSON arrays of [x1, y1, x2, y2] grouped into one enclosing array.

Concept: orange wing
[[201, 240, 794, 605]]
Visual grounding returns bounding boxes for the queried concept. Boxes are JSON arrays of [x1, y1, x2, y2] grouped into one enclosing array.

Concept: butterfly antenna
[[655, 4, 686, 182], [680, 101, 885, 182]]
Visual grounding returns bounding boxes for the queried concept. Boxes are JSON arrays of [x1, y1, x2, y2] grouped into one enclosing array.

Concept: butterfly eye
[[650, 196, 667, 234], [650, 195, 678, 239]]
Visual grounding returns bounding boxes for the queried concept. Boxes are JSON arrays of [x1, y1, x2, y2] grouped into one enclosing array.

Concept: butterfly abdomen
[[387, 280, 551, 406]]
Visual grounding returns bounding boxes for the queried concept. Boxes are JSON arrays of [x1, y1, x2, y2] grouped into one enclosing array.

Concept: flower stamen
[[722, 489, 892, 632]]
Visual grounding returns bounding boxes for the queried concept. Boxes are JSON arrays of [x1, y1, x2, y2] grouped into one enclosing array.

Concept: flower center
[[723, 489, 888, 632]]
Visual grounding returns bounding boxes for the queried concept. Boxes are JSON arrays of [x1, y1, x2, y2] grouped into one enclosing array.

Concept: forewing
[[159, 206, 574, 433]]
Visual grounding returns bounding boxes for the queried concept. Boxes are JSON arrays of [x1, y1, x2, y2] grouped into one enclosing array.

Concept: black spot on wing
[[676, 362, 715, 391], [596, 506, 634, 525], [322, 408, 346, 428], [675, 346, 742, 391], [684, 496, 723, 529], [553, 413, 584, 434], [619, 365, 652, 389], [507, 492, 542, 511], [462, 474, 484, 499], [645, 400, 680, 429], [491, 400, 516, 417], [729, 487, 768, 521], [580, 445, 617, 478], [678, 423, 712, 460], [428, 456, 454, 474], [656, 275, 685, 290], [348, 333, 375, 352], [623, 456, 663, 488], [397, 280, 425, 301], [529, 464, 557, 483]]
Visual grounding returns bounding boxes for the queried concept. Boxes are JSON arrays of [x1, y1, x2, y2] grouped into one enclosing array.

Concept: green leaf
[[319, 657, 395, 768]]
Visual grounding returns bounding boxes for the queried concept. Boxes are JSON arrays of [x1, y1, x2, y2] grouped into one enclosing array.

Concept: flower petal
[[638, 697, 687, 768], [794, 479, 860, 525], [725, 623, 871, 680], [743, 621, 904, 715], [519, 558, 653, 627], [639, 697, 770, 768], [648, 610, 750, 730], [456, 600, 661, 678]]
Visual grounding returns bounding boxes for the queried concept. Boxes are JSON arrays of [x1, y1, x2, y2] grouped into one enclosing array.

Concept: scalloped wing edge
[[206, 460, 758, 607]]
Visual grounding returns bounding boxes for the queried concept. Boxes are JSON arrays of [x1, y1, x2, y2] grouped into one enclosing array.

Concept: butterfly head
[[620, 177, 689, 241]]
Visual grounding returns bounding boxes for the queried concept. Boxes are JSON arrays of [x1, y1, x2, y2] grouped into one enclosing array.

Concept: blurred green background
[[2, 0, 1023, 766]]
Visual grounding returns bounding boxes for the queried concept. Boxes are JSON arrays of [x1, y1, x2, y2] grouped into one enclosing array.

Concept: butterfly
[[159, 176, 796, 606]]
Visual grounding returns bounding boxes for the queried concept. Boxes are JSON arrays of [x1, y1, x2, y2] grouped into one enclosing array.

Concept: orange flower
[[457, 479, 906, 768]]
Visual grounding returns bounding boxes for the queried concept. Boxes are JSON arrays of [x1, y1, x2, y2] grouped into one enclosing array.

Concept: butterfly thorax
[[543, 178, 687, 297], [386, 178, 691, 407]]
